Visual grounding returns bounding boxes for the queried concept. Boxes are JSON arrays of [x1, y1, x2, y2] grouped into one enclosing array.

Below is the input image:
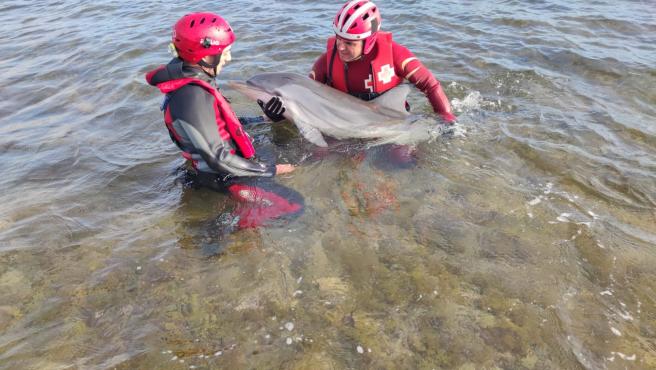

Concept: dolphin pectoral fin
[[371, 84, 412, 115], [295, 120, 328, 147]]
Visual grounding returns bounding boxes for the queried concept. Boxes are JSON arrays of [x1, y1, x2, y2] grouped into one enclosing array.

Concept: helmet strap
[[371, 19, 380, 33], [198, 54, 222, 77]]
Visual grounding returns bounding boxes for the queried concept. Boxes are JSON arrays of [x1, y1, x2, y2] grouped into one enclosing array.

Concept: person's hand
[[258, 96, 286, 122], [275, 164, 295, 175]]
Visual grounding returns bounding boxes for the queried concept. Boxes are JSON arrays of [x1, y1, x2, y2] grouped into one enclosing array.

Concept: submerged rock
[[342, 312, 355, 327], [0, 218, 12, 231], [316, 277, 350, 300], [0, 269, 31, 303], [0, 306, 20, 331]]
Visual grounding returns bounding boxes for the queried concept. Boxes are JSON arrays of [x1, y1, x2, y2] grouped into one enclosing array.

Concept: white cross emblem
[[378, 64, 395, 85], [364, 74, 374, 92]]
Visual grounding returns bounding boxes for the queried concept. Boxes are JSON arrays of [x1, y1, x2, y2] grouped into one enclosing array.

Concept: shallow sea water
[[0, 0, 655, 369]]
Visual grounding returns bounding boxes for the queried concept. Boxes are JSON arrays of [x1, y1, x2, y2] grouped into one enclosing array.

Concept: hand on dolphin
[[258, 96, 286, 122], [275, 164, 295, 175]]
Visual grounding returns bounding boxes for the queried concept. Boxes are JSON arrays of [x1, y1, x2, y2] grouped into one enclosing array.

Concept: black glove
[[258, 96, 286, 122]]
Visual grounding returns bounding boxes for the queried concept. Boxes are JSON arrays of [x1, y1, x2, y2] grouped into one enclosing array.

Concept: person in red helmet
[[145, 12, 302, 229], [309, 0, 456, 124]]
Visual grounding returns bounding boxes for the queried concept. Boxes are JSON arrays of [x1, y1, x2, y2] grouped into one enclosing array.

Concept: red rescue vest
[[326, 32, 402, 95], [154, 76, 256, 159]]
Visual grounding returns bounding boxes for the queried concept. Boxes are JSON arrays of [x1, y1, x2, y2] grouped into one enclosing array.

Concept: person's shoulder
[[168, 84, 215, 117], [170, 83, 212, 101]]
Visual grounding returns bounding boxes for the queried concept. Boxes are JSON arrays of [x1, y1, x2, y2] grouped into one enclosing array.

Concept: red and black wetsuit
[[146, 59, 303, 228], [147, 60, 270, 177], [310, 32, 456, 123]]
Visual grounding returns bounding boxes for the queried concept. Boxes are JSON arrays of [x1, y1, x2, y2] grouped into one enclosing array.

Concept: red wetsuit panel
[[227, 184, 304, 228]]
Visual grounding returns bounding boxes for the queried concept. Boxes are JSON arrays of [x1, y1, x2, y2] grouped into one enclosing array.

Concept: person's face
[[202, 46, 232, 76], [217, 46, 232, 74], [336, 37, 363, 62]]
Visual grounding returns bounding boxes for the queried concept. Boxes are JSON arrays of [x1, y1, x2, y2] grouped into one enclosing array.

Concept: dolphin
[[228, 72, 440, 147]]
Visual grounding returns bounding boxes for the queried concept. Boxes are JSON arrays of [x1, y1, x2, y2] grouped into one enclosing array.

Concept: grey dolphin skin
[[228, 73, 439, 147]]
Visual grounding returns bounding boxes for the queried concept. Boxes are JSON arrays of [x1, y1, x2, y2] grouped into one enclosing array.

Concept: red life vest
[[153, 76, 256, 159], [326, 32, 402, 96]]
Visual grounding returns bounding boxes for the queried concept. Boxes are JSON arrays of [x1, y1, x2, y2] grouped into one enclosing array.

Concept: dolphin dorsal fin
[[370, 84, 411, 116]]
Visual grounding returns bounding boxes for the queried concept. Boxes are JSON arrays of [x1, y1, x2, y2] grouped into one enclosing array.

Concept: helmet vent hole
[[200, 18, 205, 24], [190, 20, 195, 28], [363, 13, 369, 20], [212, 18, 217, 23]]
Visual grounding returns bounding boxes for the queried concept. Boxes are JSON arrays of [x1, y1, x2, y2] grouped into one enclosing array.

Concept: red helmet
[[172, 12, 235, 63], [332, 0, 382, 55]]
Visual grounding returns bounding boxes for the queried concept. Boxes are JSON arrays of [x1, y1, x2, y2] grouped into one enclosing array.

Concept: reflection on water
[[1, 0, 655, 369]]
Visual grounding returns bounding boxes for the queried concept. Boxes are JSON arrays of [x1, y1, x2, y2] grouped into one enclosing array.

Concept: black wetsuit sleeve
[[238, 116, 267, 126], [168, 85, 275, 177]]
